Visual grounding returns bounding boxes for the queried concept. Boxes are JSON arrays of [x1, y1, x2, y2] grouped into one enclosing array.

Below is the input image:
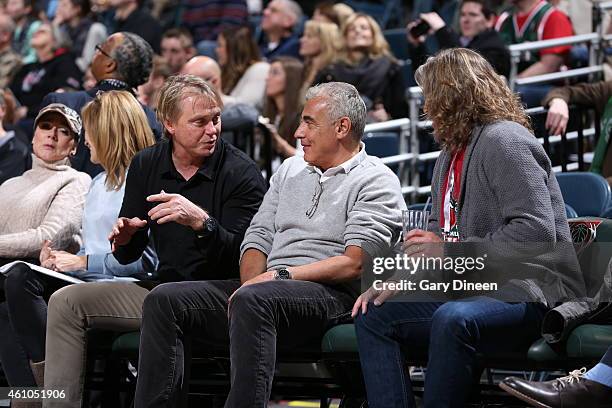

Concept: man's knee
[[142, 283, 180, 317], [228, 284, 270, 317], [431, 302, 476, 337]]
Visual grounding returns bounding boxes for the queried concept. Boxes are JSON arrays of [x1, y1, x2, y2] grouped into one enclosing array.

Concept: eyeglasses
[[95, 44, 114, 60]]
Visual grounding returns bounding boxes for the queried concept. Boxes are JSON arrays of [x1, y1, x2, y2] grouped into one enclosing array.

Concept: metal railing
[[507, 33, 602, 89], [362, 102, 597, 202]]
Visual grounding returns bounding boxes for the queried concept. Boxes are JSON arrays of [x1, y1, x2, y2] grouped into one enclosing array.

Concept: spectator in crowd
[[0, 93, 157, 406], [315, 13, 408, 121], [109, 0, 162, 53], [137, 55, 171, 109], [180, 55, 259, 145], [42, 32, 162, 177], [262, 56, 304, 159], [0, 15, 22, 89], [352, 48, 583, 408], [542, 81, 612, 186], [42, 75, 266, 408], [495, 0, 574, 106], [217, 26, 270, 110], [312, 1, 354, 28], [259, 0, 303, 60], [0, 91, 30, 185], [160, 28, 196, 74], [132, 81, 405, 407], [300, 20, 341, 95], [500, 345, 612, 407], [179, 0, 248, 57], [407, 0, 510, 77], [0, 103, 89, 264], [10, 23, 82, 138], [52, 0, 107, 72], [6, 0, 41, 65]]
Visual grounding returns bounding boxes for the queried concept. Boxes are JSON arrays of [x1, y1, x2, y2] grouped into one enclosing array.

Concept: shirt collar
[[159, 138, 224, 181], [307, 142, 367, 182]]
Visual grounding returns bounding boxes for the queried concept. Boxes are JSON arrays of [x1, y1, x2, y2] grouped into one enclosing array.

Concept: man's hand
[[43, 251, 87, 272], [108, 217, 148, 251], [406, 20, 427, 46], [351, 284, 399, 317], [419, 12, 446, 32], [147, 191, 208, 231], [403, 229, 443, 258], [545, 98, 569, 135]]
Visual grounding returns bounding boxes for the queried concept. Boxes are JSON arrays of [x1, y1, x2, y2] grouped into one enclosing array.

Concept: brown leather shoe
[[499, 368, 612, 408]]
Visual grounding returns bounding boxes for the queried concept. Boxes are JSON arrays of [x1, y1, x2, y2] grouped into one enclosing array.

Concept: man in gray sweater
[[133, 82, 405, 407]]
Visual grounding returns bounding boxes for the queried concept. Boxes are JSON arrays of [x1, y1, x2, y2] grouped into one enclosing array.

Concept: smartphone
[[410, 20, 430, 38]]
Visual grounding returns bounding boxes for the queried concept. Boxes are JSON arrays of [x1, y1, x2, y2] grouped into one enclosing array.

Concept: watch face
[[205, 217, 216, 232], [276, 268, 291, 280]]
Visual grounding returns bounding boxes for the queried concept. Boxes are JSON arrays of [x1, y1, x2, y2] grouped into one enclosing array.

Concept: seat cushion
[[111, 331, 140, 354], [321, 324, 358, 353], [566, 324, 612, 359]]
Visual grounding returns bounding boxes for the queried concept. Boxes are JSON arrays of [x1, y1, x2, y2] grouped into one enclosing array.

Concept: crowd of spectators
[[0, 0, 611, 407]]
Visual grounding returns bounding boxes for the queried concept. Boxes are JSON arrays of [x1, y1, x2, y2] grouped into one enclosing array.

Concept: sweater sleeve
[[230, 62, 270, 110], [0, 172, 91, 258], [344, 166, 405, 258], [239, 160, 283, 259]]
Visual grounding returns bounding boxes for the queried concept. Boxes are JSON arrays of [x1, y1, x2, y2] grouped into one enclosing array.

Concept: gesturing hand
[[147, 191, 208, 231], [108, 217, 148, 251]]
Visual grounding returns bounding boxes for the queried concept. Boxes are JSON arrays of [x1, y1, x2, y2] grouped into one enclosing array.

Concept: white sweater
[[229, 61, 270, 111], [0, 155, 91, 258]]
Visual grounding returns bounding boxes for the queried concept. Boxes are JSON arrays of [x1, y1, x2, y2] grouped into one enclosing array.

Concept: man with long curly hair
[[352, 48, 585, 408]]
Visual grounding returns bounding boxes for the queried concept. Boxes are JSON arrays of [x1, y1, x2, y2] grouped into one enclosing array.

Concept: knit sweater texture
[[0, 154, 91, 258]]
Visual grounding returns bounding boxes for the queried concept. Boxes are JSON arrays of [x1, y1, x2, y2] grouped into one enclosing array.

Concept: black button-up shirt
[[115, 138, 267, 282]]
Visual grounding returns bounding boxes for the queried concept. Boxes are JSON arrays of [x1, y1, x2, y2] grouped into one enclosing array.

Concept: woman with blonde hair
[[299, 20, 341, 95], [353, 48, 581, 408], [0, 91, 157, 401], [315, 12, 407, 120]]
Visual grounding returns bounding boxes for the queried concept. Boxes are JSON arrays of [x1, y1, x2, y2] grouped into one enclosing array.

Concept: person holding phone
[[408, 0, 510, 78]]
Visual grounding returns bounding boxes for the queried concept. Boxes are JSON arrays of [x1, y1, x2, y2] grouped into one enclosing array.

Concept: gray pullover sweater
[[240, 148, 405, 295]]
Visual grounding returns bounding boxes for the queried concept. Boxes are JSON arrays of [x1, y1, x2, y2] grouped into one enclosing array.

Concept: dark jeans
[[0, 263, 64, 386], [354, 297, 547, 408], [134, 279, 355, 408]]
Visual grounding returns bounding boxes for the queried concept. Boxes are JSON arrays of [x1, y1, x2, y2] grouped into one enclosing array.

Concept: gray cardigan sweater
[[428, 121, 586, 307]]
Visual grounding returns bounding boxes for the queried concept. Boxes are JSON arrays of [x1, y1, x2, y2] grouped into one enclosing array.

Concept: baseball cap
[[34, 104, 82, 140]]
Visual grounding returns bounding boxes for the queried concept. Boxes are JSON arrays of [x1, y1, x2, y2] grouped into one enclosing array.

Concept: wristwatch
[[196, 216, 217, 238], [274, 268, 292, 280]]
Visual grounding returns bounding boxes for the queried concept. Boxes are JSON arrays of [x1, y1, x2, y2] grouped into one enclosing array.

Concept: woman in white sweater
[[0, 103, 91, 262], [217, 26, 270, 111]]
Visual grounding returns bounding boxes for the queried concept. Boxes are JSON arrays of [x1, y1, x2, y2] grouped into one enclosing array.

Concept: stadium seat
[[565, 203, 579, 219], [556, 172, 611, 217]]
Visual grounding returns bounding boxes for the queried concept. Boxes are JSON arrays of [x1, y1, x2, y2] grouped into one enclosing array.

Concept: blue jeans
[[354, 297, 547, 408]]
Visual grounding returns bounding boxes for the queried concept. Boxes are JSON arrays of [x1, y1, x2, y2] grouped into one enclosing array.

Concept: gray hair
[[280, 0, 303, 27], [156, 74, 223, 138], [111, 32, 154, 89], [305, 82, 366, 140]]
